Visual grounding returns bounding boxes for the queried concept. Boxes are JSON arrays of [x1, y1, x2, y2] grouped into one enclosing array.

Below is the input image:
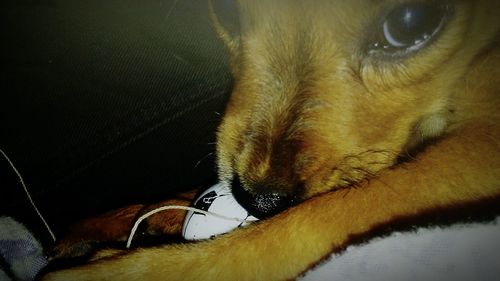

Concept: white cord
[[0, 148, 57, 242], [126, 205, 247, 248]]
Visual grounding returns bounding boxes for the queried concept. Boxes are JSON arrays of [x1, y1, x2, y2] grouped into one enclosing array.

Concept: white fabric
[[301, 216, 500, 281]]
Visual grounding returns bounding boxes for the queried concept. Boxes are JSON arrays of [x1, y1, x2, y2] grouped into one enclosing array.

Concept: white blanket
[[302, 216, 500, 281]]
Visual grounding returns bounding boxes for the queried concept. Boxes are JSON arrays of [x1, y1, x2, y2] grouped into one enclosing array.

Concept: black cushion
[[1, 0, 232, 243]]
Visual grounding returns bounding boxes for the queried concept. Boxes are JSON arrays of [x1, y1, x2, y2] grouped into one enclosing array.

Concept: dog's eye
[[370, 2, 450, 56]]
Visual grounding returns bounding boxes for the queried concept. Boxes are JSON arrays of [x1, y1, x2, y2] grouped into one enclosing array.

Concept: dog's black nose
[[231, 176, 298, 219]]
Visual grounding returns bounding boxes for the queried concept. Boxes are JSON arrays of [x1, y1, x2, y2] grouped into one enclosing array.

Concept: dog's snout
[[231, 176, 299, 219]]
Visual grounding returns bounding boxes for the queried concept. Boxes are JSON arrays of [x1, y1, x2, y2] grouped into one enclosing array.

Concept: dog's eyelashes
[[369, 2, 451, 56]]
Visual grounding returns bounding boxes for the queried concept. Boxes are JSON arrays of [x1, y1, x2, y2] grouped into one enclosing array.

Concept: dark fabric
[[0, 217, 47, 281], [1, 0, 232, 244]]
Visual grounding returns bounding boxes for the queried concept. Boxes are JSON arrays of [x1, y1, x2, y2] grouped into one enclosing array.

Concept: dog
[[41, 0, 500, 280]]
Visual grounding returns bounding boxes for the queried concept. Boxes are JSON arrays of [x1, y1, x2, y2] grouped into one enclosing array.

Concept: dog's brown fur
[[41, 0, 500, 280]]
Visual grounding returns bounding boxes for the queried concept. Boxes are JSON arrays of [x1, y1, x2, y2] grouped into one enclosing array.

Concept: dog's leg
[[41, 122, 500, 281], [49, 204, 145, 260], [131, 190, 197, 237], [50, 191, 196, 260]]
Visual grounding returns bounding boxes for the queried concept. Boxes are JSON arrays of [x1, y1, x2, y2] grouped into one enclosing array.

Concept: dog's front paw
[[48, 204, 144, 260], [131, 191, 197, 239]]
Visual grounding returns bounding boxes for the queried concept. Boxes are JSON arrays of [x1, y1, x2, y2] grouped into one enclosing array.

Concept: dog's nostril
[[250, 192, 295, 218], [231, 176, 296, 219]]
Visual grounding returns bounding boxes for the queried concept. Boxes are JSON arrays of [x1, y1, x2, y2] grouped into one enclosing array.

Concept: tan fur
[[42, 0, 500, 280]]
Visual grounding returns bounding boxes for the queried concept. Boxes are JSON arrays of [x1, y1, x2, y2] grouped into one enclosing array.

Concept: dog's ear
[[209, 0, 240, 57]]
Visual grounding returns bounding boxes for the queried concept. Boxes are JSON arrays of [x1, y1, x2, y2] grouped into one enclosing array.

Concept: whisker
[[165, 0, 180, 21], [371, 176, 400, 196], [194, 152, 215, 169], [351, 166, 371, 174], [401, 148, 418, 162], [366, 160, 392, 166]]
